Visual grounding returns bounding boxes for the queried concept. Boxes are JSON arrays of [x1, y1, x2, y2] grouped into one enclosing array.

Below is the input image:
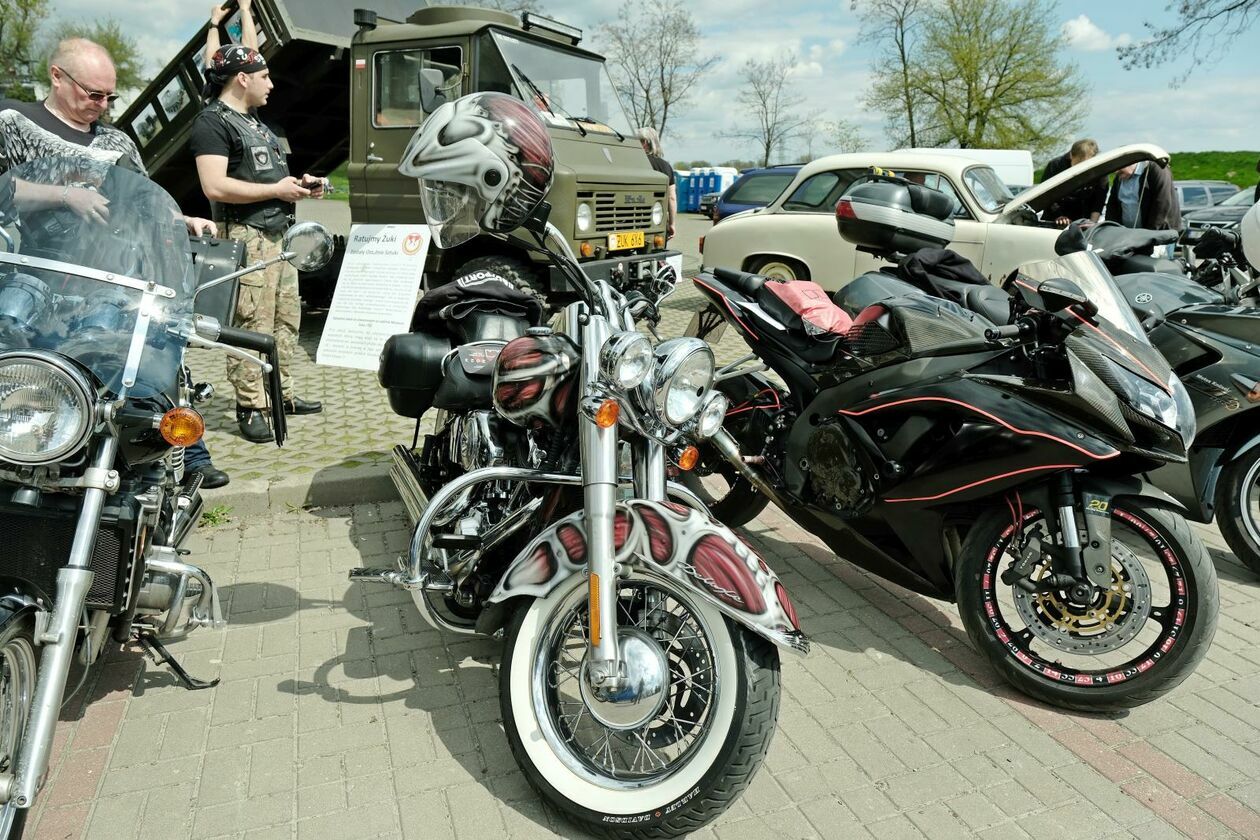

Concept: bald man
[[0, 38, 230, 489]]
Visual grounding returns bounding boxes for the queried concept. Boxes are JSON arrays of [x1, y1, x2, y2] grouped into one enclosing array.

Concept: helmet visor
[[421, 179, 482, 249]]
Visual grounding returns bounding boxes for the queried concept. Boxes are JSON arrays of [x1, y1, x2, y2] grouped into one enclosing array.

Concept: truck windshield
[[484, 30, 634, 138]]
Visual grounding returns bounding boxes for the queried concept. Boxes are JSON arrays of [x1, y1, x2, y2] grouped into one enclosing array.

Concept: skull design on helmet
[[399, 92, 554, 248]]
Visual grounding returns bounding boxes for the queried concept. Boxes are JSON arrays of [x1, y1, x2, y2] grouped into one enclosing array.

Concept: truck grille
[[580, 191, 662, 233]]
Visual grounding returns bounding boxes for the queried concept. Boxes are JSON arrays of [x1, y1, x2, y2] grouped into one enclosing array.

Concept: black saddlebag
[[378, 331, 451, 419]]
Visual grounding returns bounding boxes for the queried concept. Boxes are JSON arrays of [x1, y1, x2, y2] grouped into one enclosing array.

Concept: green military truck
[[116, 1, 675, 299]]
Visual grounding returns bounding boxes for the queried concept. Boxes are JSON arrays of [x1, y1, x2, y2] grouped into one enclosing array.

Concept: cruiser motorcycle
[[0, 156, 330, 838], [686, 174, 1217, 711], [357, 92, 804, 837]]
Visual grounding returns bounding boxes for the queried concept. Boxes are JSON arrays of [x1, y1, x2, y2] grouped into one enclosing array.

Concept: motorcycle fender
[[0, 593, 40, 635], [1228, 431, 1260, 464], [1078, 474, 1188, 514], [483, 499, 809, 656]]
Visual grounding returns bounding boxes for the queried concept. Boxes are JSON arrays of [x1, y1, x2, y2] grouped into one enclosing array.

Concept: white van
[[895, 148, 1035, 192]]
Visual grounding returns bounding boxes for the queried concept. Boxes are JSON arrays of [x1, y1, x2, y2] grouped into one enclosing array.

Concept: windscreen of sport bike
[[0, 157, 195, 401], [1015, 250, 1174, 391]]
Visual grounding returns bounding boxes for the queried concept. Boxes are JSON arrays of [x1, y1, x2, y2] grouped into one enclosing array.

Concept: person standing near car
[[1041, 138, 1107, 227], [191, 45, 325, 444], [0, 38, 232, 489], [637, 127, 676, 241], [1106, 159, 1181, 231]]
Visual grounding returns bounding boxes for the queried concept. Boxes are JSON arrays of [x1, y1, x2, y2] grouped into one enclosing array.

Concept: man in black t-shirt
[[637, 127, 676, 240], [191, 45, 325, 443], [1040, 138, 1107, 227], [0, 38, 229, 489]]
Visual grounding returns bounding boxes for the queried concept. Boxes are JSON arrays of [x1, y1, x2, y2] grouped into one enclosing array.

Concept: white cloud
[[1062, 15, 1132, 52]]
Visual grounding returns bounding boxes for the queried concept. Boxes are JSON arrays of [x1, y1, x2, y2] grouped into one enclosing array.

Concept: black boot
[[237, 407, 274, 443], [189, 464, 230, 489], [283, 396, 323, 415]]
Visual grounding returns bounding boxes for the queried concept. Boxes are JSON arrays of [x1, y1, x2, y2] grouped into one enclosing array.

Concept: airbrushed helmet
[[398, 92, 554, 248]]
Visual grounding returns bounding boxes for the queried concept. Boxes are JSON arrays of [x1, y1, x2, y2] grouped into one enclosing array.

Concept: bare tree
[[724, 56, 819, 167], [852, 0, 928, 147], [599, 0, 718, 139], [1118, 0, 1260, 83], [458, 0, 547, 13], [0, 0, 49, 101]]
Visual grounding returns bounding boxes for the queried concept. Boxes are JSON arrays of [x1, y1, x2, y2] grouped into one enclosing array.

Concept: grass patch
[[1168, 151, 1259, 187], [199, 504, 233, 528], [327, 161, 350, 202]]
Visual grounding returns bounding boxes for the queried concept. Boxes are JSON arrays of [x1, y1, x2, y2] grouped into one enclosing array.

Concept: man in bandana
[[0, 38, 230, 489], [191, 45, 325, 444]]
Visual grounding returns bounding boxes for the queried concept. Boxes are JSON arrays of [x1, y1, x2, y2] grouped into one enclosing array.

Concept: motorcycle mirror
[[1016, 274, 1090, 316], [1053, 223, 1087, 256], [282, 222, 334, 272]]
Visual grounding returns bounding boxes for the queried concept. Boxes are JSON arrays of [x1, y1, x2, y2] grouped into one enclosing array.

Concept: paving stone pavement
[[25, 499, 1260, 840], [26, 214, 1260, 837]]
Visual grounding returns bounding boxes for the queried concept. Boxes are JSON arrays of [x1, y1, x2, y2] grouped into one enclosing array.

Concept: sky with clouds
[[43, 0, 1260, 166]]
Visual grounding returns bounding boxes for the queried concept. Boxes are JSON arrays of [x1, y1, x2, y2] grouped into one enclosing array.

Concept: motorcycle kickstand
[[137, 632, 220, 691]]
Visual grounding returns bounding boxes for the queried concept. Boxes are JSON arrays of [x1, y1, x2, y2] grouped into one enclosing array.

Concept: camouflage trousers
[[224, 223, 299, 409]]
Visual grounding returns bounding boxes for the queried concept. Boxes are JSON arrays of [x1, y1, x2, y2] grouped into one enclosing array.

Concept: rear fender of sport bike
[[480, 499, 809, 656]]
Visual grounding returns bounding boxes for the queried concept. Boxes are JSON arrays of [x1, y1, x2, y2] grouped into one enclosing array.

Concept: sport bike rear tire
[[1215, 447, 1260, 575]]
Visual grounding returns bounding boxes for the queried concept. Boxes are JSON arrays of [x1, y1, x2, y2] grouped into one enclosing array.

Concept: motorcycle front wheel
[[0, 617, 37, 840], [956, 502, 1218, 712], [500, 571, 780, 838], [1215, 447, 1260, 575]]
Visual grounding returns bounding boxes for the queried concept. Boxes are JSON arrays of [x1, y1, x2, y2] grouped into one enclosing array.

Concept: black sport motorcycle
[[1077, 224, 1260, 573], [685, 175, 1218, 711], [0, 157, 330, 837]]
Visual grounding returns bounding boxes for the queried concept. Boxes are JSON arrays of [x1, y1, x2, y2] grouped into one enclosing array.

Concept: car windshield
[[0, 157, 194, 400], [963, 166, 1014, 213], [729, 172, 796, 205], [489, 30, 634, 137], [1220, 189, 1259, 207]]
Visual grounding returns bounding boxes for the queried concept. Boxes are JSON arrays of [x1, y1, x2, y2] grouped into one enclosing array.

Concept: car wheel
[[749, 257, 807, 282]]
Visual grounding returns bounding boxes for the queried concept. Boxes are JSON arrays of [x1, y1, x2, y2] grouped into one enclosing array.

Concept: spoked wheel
[[0, 619, 36, 840], [956, 503, 1218, 711], [501, 571, 780, 838], [1216, 447, 1260, 575]]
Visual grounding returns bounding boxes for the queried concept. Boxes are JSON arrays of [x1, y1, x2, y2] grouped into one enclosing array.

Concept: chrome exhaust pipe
[[710, 429, 792, 510], [390, 445, 429, 525]]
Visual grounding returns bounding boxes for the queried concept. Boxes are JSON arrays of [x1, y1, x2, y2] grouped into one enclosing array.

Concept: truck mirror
[[283, 222, 334, 272]]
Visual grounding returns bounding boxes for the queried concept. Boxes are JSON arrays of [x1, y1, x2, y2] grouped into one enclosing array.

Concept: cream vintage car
[[700, 144, 1170, 290]]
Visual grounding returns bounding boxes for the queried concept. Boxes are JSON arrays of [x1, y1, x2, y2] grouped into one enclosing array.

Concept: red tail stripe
[[694, 277, 760, 340], [885, 463, 1081, 503]]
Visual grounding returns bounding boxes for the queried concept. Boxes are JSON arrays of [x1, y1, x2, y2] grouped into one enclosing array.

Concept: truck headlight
[[648, 338, 714, 427], [576, 202, 593, 233], [0, 353, 93, 465], [599, 331, 653, 390], [651, 201, 664, 226]]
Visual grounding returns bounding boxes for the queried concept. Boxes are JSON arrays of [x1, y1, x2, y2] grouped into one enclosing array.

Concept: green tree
[[40, 18, 147, 92], [599, 0, 718, 140], [0, 0, 49, 101], [1118, 0, 1260, 83], [852, 0, 929, 147], [865, 0, 1085, 156]]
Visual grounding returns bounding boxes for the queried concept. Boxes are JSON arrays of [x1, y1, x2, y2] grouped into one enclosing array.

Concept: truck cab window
[[374, 46, 463, 128]]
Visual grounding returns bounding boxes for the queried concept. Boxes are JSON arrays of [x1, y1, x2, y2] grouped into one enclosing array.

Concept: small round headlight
[[650, 338, 715, 427], [599, 332, 653, 390], [696, 391, 729, 439], [576, 202, 593, 233], [0, 353, 93, 465], [651, 201, 664, 226]]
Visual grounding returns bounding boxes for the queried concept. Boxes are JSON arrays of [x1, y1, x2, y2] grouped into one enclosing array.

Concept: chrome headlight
[[576, 202, 593, 233], [599, 331, 653, 390], [651, 201, 664, 226], [0, 353, 94, 465], [696, 391, 729, 439], [649, 338, 715, 427]]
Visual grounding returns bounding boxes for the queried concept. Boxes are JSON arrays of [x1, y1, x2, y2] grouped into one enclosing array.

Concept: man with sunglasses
[[0, 38, 231, 489]]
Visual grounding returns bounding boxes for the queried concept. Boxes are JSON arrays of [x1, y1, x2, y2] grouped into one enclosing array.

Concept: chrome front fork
[[9, 437, 117, 809]]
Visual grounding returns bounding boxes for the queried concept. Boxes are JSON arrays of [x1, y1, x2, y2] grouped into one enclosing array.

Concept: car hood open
[[997, 143, 1170, 223]]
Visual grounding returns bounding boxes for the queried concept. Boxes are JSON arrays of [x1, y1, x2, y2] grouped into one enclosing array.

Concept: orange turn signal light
[[580, 241, 594, 258], [594, 398, 620, 429], [160, 407, 205, 447], [678, 445, 700, 472], [653, 234, 665, 248]]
